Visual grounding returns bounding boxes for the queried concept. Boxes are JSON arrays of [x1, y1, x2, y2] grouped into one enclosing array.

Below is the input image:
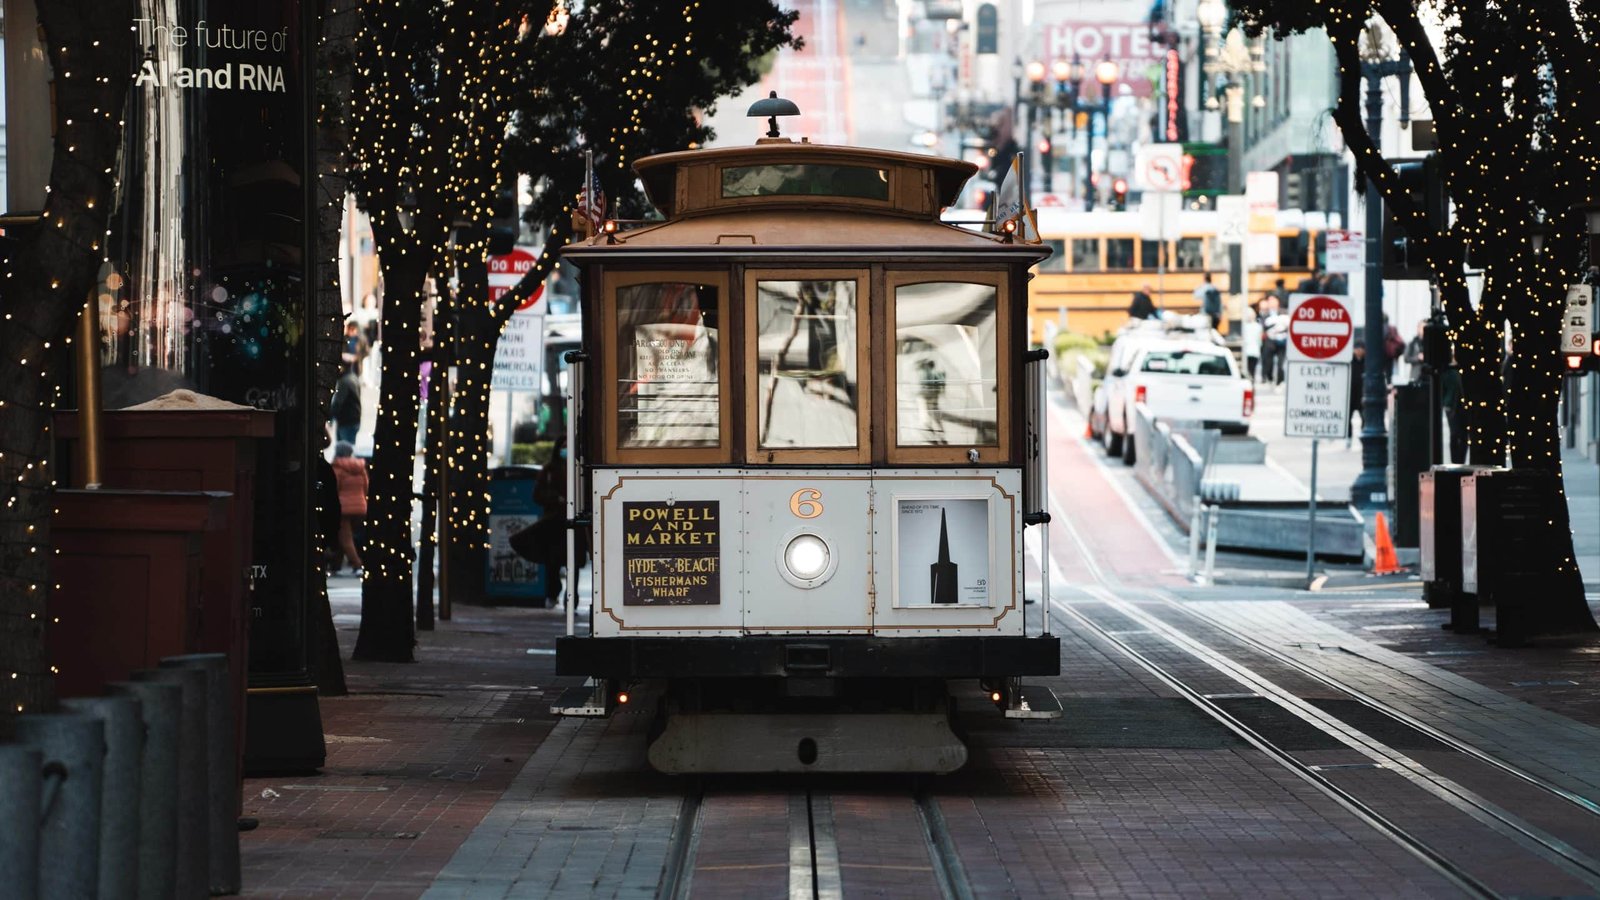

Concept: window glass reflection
[[616, 282, 720, 448], [894, 282, 998, 447], [1071, 238, 1101, 271], [755, 280, 859, 449]]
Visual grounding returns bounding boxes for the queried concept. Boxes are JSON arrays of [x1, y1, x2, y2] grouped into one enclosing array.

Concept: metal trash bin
[[487, 465, 548, 604], [1420, 465, 1493, 611], [1462, 467, 1565, 638]]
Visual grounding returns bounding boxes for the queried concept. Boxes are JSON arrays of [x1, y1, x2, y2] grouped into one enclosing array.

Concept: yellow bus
[[1024, 208, 1326, 343]]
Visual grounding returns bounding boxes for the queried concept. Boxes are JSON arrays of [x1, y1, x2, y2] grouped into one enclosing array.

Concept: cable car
[[553, 96, 1060, 774]]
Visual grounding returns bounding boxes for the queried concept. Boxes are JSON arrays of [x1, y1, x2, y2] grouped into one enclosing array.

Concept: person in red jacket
[[331, 441, 368, 576]]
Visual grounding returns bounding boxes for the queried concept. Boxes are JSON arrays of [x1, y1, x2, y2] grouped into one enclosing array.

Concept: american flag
[[578, 166, 605, 232]]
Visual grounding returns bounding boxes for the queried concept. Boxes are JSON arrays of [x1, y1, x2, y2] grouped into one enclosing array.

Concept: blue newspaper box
[[487, 465, 546, 603]]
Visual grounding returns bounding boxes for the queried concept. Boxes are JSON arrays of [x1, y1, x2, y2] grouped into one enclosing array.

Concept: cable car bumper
[[555, 635, 1060, 679]]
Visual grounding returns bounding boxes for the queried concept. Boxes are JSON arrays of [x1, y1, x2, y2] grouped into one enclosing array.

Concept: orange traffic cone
[[1084, 420, 1094, 438], [1372, 512, 1401, 575]]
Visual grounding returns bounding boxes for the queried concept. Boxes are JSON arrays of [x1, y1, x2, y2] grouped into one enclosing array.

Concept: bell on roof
[[747, 91, 800, 141]]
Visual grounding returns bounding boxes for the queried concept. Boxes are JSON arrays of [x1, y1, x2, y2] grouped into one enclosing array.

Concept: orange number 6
[[789, 488, 823, 519]]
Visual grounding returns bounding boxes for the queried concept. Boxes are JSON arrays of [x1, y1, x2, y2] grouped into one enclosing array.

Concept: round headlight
[[783, 534, 830, 581]]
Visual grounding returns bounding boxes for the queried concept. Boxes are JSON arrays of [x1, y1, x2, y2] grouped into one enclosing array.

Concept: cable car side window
[[752, 278, 863, 452], [613, 280, 724, 451], [891, 280, 1000, 452]]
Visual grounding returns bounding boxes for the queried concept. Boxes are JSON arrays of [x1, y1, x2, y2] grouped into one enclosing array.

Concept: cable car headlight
[[784, 534, 830, 581]]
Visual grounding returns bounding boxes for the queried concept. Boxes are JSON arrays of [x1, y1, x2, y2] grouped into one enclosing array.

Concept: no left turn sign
[[1286, 293, 1354, 363]]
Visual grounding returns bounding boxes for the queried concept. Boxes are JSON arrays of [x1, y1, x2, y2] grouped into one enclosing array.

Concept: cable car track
[[659, 780, 975, 900], [1040, 479, 1600, 899]]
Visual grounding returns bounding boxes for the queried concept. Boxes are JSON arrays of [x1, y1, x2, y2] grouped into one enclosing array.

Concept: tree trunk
[[442, 274, 496, 608], [0, 2, 136, 719], [350, 251, 425, 662]]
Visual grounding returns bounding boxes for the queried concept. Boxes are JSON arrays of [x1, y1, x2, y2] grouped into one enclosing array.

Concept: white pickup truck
[[1108, 340, 1254, 464]]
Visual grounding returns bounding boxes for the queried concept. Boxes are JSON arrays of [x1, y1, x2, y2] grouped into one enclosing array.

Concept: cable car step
[[1003, 684, 1063, 720], [550, 679, 610, 718]]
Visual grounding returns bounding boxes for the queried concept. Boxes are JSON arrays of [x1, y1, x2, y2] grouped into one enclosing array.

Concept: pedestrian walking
[[1241, 300, 1264, 382], [1404, 321, 1427, 383], [1128, 284, 1157, 320], [510, 438, 585, 608], [331, 364, 363, 446], [1347, 344, 1366, 443], [1195, 273, 1222, 328], [1442, 357, 1467, 463], [331, 441, 367, 576], [1262, 297, 1290, 385], [1382, 314, 1405, 383]]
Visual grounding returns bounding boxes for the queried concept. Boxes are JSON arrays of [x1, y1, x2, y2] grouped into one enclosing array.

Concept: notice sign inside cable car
[[622, 501, 721, 605]]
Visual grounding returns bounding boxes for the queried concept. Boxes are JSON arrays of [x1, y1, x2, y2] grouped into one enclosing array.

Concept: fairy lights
[[1236, 1, 1599, 588], [1, 10, 132, 715]]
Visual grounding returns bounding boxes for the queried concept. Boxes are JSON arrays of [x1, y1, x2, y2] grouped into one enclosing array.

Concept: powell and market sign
[[134, 18, 290, 92]]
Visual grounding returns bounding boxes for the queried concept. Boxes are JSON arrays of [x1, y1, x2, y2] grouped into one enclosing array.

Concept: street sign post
[[1562, 284, 1592, 356], [1283, 291, 1356, 584], [1325, 230, 1363, 274], [1216, 195, 1247, 246]]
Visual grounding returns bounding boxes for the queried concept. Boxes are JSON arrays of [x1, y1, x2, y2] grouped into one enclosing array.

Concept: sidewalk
[[239, 580, 583, 898]]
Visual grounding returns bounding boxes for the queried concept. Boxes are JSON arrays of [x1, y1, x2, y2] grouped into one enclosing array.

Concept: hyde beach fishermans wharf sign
[[622, 501, 721, 605]]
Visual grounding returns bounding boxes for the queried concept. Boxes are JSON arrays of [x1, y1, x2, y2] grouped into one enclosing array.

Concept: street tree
[[436, 0, 802, 596], [1230, 0, 1600, 635], [345, 0, 528, 661], [0, 2, 137, 718]]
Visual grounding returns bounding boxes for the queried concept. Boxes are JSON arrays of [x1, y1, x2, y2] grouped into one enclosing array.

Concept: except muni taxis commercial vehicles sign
[[1284, 293, 1354, 438]]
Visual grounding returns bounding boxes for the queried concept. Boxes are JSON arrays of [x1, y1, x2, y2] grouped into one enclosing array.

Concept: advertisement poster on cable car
[[622, 500, 721, 605], [895, 499, 990, 606]]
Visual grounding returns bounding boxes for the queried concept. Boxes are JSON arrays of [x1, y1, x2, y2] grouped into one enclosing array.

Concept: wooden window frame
[[602, 269, 734, 466], [883, 269, 1011, 465], [743, 268, 872, 465]]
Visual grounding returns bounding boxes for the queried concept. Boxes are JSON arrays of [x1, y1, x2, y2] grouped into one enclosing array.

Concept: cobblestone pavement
[[239, 584, 573, 899]]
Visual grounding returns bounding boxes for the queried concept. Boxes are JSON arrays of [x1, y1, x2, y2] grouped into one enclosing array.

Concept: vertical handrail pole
[[1306, 438, 1321, 583], [1037, 356, 1051, 635], [565, 356, 580, 638]]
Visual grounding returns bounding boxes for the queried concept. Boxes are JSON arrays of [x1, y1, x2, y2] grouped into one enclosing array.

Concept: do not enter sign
[[1286, 293, 1354, 363]]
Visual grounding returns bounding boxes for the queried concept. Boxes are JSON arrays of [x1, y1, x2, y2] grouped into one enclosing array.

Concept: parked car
[[1088, 325, 1174, 458], [1107, 340, 1254, 464]]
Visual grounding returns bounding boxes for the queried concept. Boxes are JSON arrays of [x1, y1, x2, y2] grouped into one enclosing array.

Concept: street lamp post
[[1021, 56, 1117, 209], [1201, 20, 1266, 315], [1349, 22, 1413, 510]]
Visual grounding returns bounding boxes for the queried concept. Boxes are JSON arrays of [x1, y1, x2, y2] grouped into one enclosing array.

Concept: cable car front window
[[894, 282, 998, 447], [721, 164, 890, 201], [615, 282, 721, 448], [755, 279, 860, 449]]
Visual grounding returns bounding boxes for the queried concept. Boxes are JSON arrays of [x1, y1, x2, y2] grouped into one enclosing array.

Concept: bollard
[[16, 712, 106, 900], [109, 679, 180, 900], [161, 653, 239, 895], [62, 696, 144, 900], [0, 744, 42, 900], [133, 667, 210, 899], [1187, 502, 1205, 578], [1203, 505, 1220, 586]]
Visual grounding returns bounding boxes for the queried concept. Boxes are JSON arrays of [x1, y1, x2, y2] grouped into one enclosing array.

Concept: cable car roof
[[566, 140, 1047, 262]]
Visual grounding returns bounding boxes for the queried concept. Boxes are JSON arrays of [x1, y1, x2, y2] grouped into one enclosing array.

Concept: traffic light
[[1563, 338, 1600, 376], [1110, 177, 1128, 211], [1382, 154, 1447, 281]]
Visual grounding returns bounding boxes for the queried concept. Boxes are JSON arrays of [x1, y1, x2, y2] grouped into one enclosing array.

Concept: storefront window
[[894, 282, 998, 447], [754, 279, 860, 449], [615, 282, 721, 447]]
